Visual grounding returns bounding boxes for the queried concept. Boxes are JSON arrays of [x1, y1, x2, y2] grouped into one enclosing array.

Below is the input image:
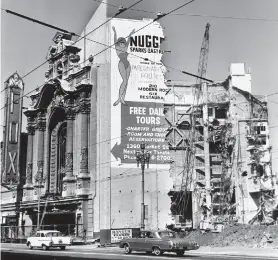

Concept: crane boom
[[197, 23, 210, 87], [180, 23, 210, 229]]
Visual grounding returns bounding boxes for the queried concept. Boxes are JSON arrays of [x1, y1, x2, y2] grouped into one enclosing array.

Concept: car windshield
[[158, 231, 177, 238], [45, 232, 62, 237]]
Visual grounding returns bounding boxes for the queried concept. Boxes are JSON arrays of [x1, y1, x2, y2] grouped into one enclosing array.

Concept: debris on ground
[[185, 224, 278, 248]]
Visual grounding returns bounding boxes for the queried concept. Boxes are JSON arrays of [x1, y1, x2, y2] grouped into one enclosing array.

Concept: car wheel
[[27, 242, 33, 250], [124, 243, 132, 254], [60, 246, 66, 250], [176, 250, 185, 256], [42, 244, 49, 251], [153, 246, 163, 256]]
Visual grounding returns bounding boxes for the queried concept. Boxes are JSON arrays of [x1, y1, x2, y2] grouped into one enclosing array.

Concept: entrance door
[[42, 212, 75, 235]]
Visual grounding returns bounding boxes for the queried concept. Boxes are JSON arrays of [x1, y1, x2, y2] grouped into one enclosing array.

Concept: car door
[[33, 233, 40, 247], [133, 231, 147, 251], [38, 233, 44, 246], [144, 232, 160, 251], [38, 233, 49, 246]]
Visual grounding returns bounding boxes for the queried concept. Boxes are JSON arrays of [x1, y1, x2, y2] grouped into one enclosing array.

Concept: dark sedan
[[119, 230, 199, 256]]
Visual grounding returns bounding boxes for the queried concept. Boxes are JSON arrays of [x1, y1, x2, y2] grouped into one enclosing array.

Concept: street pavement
[[1, 243, 278, 260]]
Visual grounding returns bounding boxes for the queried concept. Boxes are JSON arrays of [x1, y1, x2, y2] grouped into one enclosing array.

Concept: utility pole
[[136, 144, 150, 230]]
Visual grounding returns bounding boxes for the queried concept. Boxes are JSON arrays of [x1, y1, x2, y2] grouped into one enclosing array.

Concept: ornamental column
[[34, 112, 46, 198], [23, 115, 35, 202], [62, 102, 76, 197], [76, 92, 91, 196]]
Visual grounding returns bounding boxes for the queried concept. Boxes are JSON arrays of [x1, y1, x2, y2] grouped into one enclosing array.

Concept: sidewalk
[[73, 244, 278, 258], [188, 246, 278, 258]]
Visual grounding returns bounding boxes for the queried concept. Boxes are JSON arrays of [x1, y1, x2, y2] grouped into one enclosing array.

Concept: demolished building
[[165, 63, 278, 230]]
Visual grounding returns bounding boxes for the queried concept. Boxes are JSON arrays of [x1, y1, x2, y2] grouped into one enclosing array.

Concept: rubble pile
[[186, 224, 278, 248]]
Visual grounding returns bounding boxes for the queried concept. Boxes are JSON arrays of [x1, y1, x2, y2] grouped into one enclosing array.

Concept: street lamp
[[136, 143, 150, 230]]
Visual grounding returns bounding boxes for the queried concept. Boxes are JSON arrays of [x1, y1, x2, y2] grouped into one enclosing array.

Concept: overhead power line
[[0, 0, 200, 111], [235, 92, 278, 106], [0, 0, 143, 93], [91, 3, 278, 23], [173, 13, 278, 22], [2, 9, 77, 36], [268, 99, 278, 105]]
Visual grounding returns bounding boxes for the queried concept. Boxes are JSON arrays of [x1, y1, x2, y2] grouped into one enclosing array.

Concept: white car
[[26, 230, 72, 250]]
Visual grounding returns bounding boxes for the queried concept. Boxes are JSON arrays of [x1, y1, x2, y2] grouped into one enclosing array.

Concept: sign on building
[[111, 229, 132, 243], [1, 73, 24, 185], [110, 19, 170, 167]]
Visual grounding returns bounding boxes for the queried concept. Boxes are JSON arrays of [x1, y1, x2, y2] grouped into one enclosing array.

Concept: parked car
[[26, 230, 72, 250], [119, 230, 199, 256]]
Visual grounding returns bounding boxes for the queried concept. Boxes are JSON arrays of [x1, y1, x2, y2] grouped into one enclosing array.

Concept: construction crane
[[196, 23, 210, 89], [180, 23, 210, 229]]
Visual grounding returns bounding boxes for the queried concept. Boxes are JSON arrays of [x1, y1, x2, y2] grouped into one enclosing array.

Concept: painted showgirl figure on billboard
[[112, 26, 135, 106]]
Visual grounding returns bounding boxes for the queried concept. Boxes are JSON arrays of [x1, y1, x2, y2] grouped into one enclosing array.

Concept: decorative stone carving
[[66, 107, 75, 120], [29, 93, 40, 108], [56, 34, 65, 53], [51, 93, 64, 108], [79, 102, 90, 114], [76, 71, 90, 86], [37, 120, 46, 131], [26, 162, 33, 184], [80, 91, 87, 99], [27, 115, 36, 124], [36, 112, 47, 131], [66, 152, 73, 172], [7, 73, 24, 89], [49, 125, 60, 193], [56, 61, 64, 75], [27, 125, 35, 135], [77, 180, 82, 189], [63, 183, 67, 191], [35, 160, 44, 183], [69, 53, 80, 66], [45, 71, 50, 78], [80, 148, 88, 172], [65, 98, 74, 107]]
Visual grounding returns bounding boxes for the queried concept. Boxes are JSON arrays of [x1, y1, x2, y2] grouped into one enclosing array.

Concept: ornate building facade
[[20, 32, 97, 236]]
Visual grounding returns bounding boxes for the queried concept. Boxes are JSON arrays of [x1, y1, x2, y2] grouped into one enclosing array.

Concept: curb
[[184, 250, 278, 259]]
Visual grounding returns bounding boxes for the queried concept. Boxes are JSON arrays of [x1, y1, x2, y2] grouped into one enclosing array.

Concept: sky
[[1, 0, 278, 171]]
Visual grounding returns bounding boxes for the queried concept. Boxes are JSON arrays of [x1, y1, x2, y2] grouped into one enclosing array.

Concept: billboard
[[110, 19, 169, 168], [111, 229, 132, 243]]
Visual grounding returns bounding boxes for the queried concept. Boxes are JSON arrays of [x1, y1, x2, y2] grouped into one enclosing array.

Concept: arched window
[[57, 123, 67, 194]]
